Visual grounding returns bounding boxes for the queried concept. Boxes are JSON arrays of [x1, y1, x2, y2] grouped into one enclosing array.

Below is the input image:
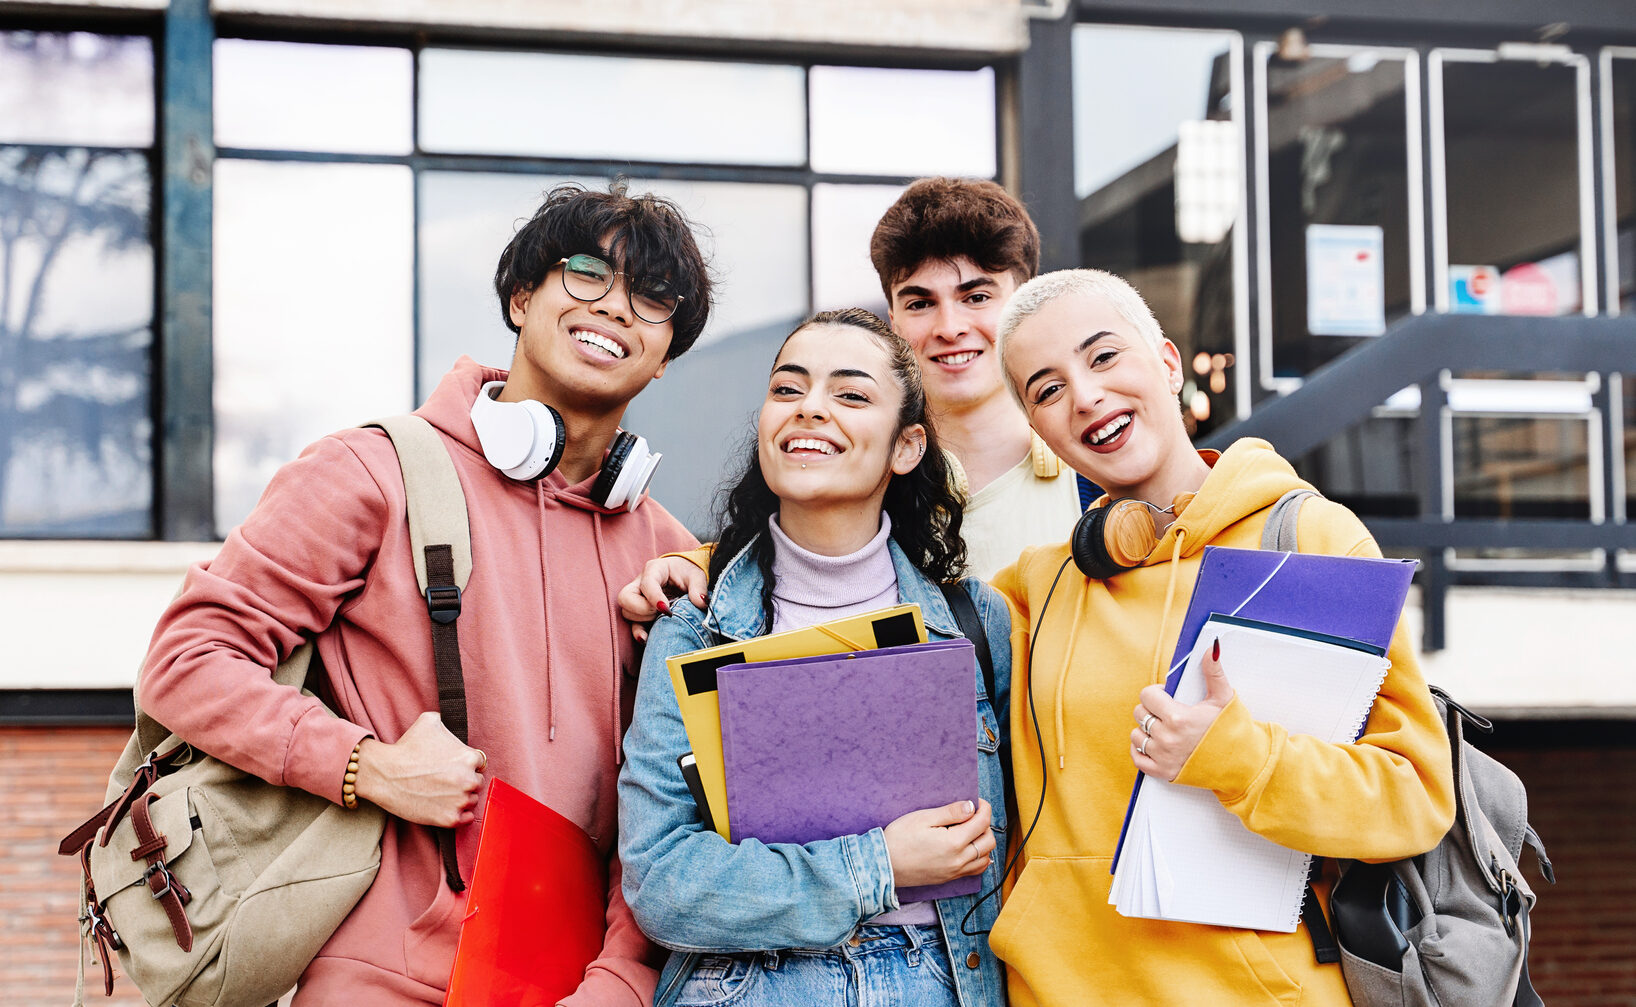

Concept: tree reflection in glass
[[0, 146, 153, 536]]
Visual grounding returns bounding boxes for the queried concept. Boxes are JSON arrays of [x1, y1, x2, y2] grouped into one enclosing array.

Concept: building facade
[[2, 0, 1632, 1002]]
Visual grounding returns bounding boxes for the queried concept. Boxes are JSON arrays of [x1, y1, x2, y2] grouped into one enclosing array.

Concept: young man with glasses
[[137, 182, 709, 1006]]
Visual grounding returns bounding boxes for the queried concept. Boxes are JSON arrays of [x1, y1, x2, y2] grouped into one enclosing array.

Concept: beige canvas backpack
[[58, 415, 473, 1007]]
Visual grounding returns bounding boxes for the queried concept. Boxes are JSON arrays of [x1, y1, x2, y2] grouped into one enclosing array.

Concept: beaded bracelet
[[342, 740, 363, 810]]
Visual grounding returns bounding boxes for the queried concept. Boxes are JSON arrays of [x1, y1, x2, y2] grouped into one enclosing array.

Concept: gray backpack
[[1261, 489, 1555, 1007]]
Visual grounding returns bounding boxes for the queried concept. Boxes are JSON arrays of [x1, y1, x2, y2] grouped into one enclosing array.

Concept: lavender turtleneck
[[767, 513, 898, 634]]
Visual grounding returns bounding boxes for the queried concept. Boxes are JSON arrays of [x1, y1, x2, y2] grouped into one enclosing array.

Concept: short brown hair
[[869, 177, 1040, 301]]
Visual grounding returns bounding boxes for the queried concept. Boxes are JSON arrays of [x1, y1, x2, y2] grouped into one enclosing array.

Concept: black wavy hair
[[493, 180, 713, 360], [707, 308, 968, 617]]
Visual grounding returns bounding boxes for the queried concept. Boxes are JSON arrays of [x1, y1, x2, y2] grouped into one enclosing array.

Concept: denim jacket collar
[[702, 532, 962, 642]]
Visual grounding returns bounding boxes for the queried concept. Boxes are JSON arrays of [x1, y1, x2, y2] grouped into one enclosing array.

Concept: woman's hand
[[617, 556, 711, 642], [883, 799, 994, 889], [352, 711, 486, 827], [1131, 638, 1235, 782]]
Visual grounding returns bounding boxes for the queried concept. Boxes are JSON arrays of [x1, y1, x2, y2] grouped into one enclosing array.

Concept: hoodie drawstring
[[536, 485, 556, 742], [1148, 529, 1189, 683], [589, 511, 623, 766], [1052, 585, 1091, 770]]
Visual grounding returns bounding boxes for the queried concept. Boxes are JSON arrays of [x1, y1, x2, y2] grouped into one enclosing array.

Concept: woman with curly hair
[[618, 308, 1012, 1007]]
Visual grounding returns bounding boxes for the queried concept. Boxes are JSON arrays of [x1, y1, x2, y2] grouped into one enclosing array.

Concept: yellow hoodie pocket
[[988, 856, 1308, 1006]]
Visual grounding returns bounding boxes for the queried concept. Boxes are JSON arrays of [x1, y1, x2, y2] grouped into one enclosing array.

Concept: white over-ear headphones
[[468, 381, 661, 511]]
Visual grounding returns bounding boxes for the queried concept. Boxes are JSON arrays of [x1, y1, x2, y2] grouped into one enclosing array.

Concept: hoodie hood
[[417, 355, 640, 515], [1144, 438, 1315, 568]]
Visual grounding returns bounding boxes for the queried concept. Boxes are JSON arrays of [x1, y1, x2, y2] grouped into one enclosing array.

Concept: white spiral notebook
[[1108, 615, 1390, 931]]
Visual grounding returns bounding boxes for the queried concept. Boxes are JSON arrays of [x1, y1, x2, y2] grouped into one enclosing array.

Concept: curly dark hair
[[493, 180, 713, 360], [707, 308, 968, 617], [869, 177, 1040, 301]]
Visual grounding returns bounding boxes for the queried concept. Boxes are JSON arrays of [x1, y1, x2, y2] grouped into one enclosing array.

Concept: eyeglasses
[[556, 254, 683, 325]]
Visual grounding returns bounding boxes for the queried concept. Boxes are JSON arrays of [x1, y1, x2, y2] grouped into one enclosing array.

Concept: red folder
[[445, 779, 607, 1007]]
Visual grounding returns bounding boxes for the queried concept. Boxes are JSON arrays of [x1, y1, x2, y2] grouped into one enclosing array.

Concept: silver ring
[[1138, 736, 1150, 757], [1140, 713, 1157, 736]]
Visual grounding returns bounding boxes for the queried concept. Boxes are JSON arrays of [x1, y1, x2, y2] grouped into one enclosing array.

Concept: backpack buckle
[[425, 584, 462, 624], [144, 860, 191, 905], [1498, 870, 1524, 936], [79, 900, 124, 950]]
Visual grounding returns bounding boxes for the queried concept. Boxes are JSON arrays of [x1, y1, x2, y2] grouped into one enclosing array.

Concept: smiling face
[[756, 322, 926, 516], [887, 256, 1019, 416], [507, 250, 674, 414], [1003, 291, 1193, 502]]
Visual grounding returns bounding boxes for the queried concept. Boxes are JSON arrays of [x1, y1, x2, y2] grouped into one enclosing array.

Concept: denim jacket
[[618, 534, 1013, 1007]]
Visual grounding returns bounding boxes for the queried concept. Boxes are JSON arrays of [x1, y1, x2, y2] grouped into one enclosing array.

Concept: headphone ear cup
[[590, 431, 638, 508], [1071, 499, 1158, 579]]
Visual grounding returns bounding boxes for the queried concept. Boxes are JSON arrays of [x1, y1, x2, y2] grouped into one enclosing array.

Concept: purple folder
[[1112, 544, 1418, 872], [716, 639, 979, 903]]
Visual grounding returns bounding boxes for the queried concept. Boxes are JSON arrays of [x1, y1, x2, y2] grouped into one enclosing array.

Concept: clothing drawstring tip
[[1058, 755, 1065, 770], [548, 725, 556, 742]]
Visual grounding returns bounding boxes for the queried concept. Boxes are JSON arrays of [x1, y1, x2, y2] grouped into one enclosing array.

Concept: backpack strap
[[939, 581, 995, 707], [938, 581, 1013, 818], [1260, 488, 1319, 552], [368, 415, 474, 893], [1254, 488, 1343, 964]]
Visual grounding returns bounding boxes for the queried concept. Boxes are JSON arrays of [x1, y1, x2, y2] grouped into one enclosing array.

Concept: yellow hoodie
[[987, 438, 1455, 1007]]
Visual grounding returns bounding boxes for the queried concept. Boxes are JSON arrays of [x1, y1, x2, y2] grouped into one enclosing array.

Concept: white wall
[[5, 544, 1633, 719], [207, 0, 1031, 54]]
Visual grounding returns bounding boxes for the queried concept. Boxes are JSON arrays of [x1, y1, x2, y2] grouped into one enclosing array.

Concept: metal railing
[[1201, 313, 1636, 650]]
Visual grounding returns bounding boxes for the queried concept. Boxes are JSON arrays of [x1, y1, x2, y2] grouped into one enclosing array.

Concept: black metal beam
[[157, 0, 215, 541], [1077, 0, 1636, 36], [1365, 517, 1636, 550], [0, 689, 135, 726], [1200, 313, 1636, 458], [1016, 7, 1079, 272]]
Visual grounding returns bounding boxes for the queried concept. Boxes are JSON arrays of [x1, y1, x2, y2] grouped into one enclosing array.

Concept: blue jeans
[[670, 924, 959, 1007]]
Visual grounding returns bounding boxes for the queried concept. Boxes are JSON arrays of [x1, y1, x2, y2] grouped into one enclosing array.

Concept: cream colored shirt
[[953, 437, 1085, 581]]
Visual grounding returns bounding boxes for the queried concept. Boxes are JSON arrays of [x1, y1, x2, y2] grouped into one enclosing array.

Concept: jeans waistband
[[768, 923, 943, 967]]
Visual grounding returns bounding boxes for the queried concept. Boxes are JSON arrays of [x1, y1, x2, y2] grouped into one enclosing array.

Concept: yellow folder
[[666, 604, 927, 840]]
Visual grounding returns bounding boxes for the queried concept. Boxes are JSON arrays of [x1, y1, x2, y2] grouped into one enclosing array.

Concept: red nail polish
[[656, 598, 670, 615], [1211, 637, 1220, 661]]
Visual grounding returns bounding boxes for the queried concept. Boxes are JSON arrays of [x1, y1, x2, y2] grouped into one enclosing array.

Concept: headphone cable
[[961, 554, 1076, 937]]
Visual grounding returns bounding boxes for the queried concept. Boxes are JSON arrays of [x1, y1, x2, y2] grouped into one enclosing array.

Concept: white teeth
[[572, 330, 625, 359], [1089, 414, 1131, 445], [784, 438, 839, 456], [936, 351, 980, 366]]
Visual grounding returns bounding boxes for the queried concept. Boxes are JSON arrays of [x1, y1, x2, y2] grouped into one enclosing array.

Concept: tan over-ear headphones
[[1070, 492, 1196, 579], [1030, 434, 1062, 479]]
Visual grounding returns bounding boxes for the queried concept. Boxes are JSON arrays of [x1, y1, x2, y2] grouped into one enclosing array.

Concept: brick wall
[[3, 727, 146, 1006], [1488, 743, 1636, 1007], [6, 724, 1633, 1006]]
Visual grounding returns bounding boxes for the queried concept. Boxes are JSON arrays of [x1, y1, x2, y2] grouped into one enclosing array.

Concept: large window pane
[[808, 66, 996, 177], [214, 160, 414, 534], [811, 182, 904, 315], [1263, 48, 1415, 380], [1452, 414, 1592, 521], [1439, 55, 1587, 316], [0, 31, 152, 146], [1073, 25, 1241, 438], [0, 148, 153, 536], [214, 39, 412, 155], [419, 50, 806, 165], [1611, 55, 1635, 313]]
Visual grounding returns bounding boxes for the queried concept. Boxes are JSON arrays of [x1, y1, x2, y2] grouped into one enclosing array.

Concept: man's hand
[[1131, 637, 1235, 782], [353, 711, 486, 826], [617, 555, 711, 642]]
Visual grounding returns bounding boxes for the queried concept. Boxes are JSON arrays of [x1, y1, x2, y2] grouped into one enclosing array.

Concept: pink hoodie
[[139, 356, 697, 1005]]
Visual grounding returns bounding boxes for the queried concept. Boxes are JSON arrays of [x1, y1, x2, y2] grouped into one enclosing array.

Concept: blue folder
[[1111, 545, 1418, 872]]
